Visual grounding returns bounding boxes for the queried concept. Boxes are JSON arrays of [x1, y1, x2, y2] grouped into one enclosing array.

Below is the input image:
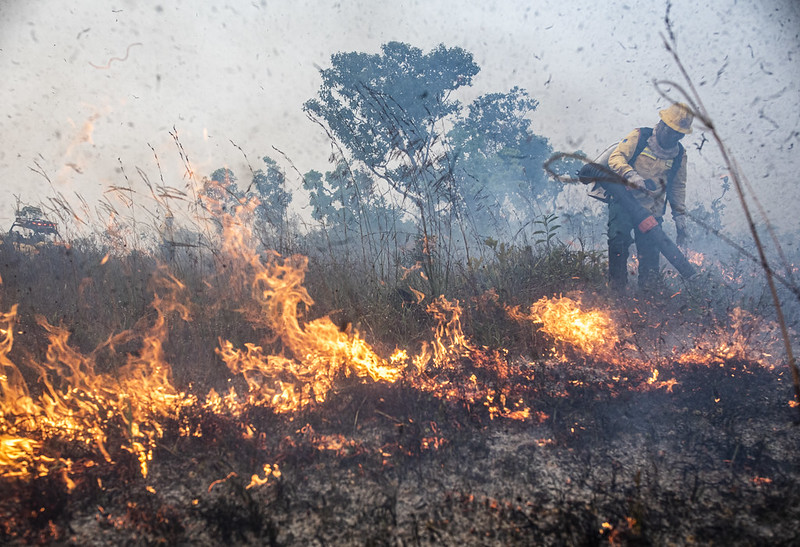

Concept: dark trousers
[[607, 201, 660, 290]]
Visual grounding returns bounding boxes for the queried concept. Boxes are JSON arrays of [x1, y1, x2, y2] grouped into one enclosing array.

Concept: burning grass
[[0, 219, 798, 545]]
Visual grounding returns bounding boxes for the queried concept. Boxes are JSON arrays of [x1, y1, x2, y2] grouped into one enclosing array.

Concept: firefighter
[[605, 103, 693, 290]]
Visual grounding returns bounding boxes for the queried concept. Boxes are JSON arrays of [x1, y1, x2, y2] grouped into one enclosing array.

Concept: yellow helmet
[[659, 103, 694, 134]]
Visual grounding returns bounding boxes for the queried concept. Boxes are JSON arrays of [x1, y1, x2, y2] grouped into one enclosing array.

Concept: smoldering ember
[[2, 36, 800, 547]]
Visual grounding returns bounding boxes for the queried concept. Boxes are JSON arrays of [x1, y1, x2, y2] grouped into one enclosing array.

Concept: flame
[[246, 463, 281, 489], [423, 296, 474, 367], [0, 276, 191, 480], [395, 296, 531, 420], [0, 436, 41, 478], [215, 252, 401, 414], [674, 307, 780, 367], [200, 203, 401, 415], [517, 294, 625, 363], [0, 304, 43, 478]]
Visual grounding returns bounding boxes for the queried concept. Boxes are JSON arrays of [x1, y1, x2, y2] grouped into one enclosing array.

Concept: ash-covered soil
[[2, 360, 799, 546]]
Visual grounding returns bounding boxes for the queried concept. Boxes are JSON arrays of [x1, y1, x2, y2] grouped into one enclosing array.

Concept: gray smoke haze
[[1, 0, 798, 236]]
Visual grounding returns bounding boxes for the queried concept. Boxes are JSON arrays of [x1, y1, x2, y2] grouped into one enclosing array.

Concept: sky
[[1, 0, 798, 237]]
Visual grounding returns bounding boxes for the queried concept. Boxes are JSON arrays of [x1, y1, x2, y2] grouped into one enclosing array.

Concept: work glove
[[625, 171, 661, 195], [624, 170, 647, 191], [675, 215, 688, 247]]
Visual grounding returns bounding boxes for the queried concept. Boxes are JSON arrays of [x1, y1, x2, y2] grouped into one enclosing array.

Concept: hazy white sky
[[1, 0, 798, 234]]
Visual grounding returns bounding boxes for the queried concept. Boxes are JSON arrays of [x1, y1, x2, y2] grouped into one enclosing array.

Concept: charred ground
[[4, 357, 797, 545]]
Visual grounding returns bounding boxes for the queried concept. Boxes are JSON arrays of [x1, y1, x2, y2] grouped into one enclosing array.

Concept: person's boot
[[608, 250, 628, 292], [638, 269, 662, 294], [637, 240, 662, 294]]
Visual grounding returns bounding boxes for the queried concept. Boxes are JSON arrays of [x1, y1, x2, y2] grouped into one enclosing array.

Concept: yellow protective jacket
[[608, 128, 687, 220]]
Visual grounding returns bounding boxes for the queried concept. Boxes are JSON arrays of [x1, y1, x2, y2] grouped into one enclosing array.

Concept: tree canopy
[[304, 41, 479, 180], [305, 41, 557, 244], [448, 86, 555, 236]]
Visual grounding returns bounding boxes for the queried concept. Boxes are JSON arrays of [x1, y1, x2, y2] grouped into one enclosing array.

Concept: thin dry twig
[[656, 32, 800, 410]]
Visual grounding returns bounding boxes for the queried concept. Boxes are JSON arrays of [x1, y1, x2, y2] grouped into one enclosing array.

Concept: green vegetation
[[0, 213, 606, 384]]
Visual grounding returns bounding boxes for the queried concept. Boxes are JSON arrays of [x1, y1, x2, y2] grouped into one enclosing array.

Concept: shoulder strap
[[631, 127, 652, 164], [667, 143, 684, 185]]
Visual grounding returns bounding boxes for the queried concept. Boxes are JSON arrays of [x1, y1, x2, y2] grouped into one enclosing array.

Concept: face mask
[[655, 122, 684, 149]]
